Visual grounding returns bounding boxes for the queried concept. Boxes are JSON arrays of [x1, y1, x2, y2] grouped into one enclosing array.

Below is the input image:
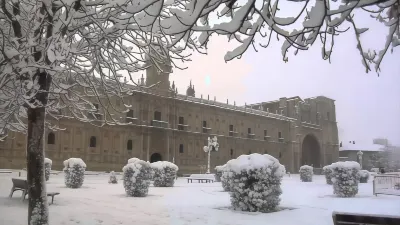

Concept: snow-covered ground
[[0, 172, 399, 225]]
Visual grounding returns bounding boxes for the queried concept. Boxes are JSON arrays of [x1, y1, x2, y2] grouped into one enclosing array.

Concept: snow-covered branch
[[162, 0, 399, 73], [0, 0, 192, 140]]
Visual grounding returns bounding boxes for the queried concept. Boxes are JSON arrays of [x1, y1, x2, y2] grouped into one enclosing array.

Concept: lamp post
[[203, 136, 219, 174], [357, 151, 363, 169]]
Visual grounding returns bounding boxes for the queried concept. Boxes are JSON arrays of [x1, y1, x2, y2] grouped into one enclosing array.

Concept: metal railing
[[373, 174, 400, 196]]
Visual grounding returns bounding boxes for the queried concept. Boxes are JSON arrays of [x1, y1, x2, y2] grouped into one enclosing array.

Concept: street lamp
[[357, 150, 363, 169], [203, 136, 219, 174]]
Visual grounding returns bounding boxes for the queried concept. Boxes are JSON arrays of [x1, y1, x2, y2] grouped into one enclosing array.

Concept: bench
[[186, 178, 214, 183], [187, 174, 215, 183], [9, 178, 60, 204], [332, 211, 400, 225]]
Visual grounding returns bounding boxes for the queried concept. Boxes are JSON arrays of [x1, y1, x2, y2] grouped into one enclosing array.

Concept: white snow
[[151, 161, 178, 171], [64, 158, 86, 168], [44, 158, 52, 165], [1, 172, 399, 225], [127, 157, 141, 164], [226, 153, 286, 176], [331, 161, 361, 170]]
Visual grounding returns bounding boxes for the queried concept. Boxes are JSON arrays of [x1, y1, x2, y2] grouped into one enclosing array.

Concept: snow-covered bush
[[44, 158, 52, 181], [214, 165, 225, 182], [122, 159, 153, 197], [331, 161, 361, 197], [323, 165, 333, 185], [221, 159, 235, 192], [359, 170, 370, 183], [151, 161, 178, 187], [127, 157, 141, 164], [299, 165, 313, 182], [226, 153, 286, 213], [109, 171, 118, 184], [63, 158, 86, 188]]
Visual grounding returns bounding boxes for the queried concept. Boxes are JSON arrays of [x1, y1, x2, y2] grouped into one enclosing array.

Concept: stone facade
[[0, 66, 339, 174]]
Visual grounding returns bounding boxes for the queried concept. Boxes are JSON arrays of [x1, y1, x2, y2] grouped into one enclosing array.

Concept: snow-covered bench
[[186, 174, 215, 183], [332, 211, 400, 225], [9, 178, 60, 204]]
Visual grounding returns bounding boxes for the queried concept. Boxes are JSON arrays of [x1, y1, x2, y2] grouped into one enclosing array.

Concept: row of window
[[47, 133, 134, 150]]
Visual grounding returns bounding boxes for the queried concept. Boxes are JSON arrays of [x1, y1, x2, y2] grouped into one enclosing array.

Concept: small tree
[[122, 159, 153, 197], [226, 153, 286, 213], [299, 165, 313, 182], [109, 171, 118, 184], [151, 161, 179, 187], [323, 165, 333, 185], [359, 170, 370, 183], [44, 158, 52, 181], [331, 161, 361, 197], [63, 158, 86, 189]]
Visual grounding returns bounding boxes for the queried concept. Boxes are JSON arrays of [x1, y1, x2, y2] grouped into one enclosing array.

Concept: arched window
[[127, 140, 133, 151], [47, 132, 55, 145], [89, 136, 96, 147]]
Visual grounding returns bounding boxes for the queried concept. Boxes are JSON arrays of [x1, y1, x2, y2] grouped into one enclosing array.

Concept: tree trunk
[[26, 71, 51, 225]]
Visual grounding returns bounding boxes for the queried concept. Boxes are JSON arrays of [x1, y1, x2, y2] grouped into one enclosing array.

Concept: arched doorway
[[301, 134, 321, 167], [150, 153, 162, 163]]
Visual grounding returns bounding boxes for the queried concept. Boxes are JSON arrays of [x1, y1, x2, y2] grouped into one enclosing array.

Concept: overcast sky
[[167, 6, 400, 146]]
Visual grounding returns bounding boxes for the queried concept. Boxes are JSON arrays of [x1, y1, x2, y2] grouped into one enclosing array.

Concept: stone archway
[[301, 134, 321, 167], [150, 153, 162, 163]]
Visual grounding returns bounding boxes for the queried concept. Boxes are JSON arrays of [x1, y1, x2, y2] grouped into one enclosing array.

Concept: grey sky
[[169, 5, 400, 146]]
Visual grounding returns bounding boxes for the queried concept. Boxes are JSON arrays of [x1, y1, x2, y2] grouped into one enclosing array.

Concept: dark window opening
[[126, 109, 134, 123], [154, 111, 161, 121], [47, 132, 55, 145], [229, 125, 233, 131], [279, 152, 282, 158], [278, 132, 282, 139], [264, 130, 267, 136], [179, 144, 184, 153], [203, 120, 207, 128], [230, 149, 233, 158], [89, 136, 97, 147], [127, 140, 133, 150], [178, 116, 184, 131], [248, 128, 252, 134]]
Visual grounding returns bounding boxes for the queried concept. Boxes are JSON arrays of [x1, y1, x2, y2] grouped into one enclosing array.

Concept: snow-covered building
[[0, 61, 339, 174], [339, 141, 385, 170]]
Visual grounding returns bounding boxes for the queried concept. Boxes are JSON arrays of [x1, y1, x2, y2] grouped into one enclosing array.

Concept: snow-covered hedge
[[359, 170, 370, 183], [214, 165, 225, 182], [221, 160, 235, 192], [122, 159, 153, 197], [226, 153, 286, 213], [127, 157, 141, 164], [109, 171, 118, 184], [63, 158, 86, 188], [151, 161, 178, 187], [323, 165, 333, 185], [331, 161, 361, 197], [299, 165, 313, 182], [44, 158, 52, 181]]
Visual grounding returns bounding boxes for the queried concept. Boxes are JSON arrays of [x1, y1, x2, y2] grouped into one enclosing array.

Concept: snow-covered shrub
[[299, 165, 313, 182], [109, 171, 118, 184], [122, 159, 153, 197], [127, 157, 141, 164], [359, 170, 370, 183], [331, 161, 360, 197], [151, 161, 178, 187], [323, 165, 333, 185], [221, 159, 235, 192], [44, 158, 52, 181], [226, 153, 286, 213], [63, 158, 86, 188], [214, 165, 225, 182]]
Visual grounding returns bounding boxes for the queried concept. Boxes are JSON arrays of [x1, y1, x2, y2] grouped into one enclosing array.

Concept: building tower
[[145, 47, 173, 91], [186, 80, 195, 97]]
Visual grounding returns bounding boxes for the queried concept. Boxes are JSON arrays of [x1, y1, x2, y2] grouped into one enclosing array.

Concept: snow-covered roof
[[339, 142, 384, 152]]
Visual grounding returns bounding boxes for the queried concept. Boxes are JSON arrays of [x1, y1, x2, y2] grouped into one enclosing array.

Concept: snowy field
[[0, 172, 399, 225]]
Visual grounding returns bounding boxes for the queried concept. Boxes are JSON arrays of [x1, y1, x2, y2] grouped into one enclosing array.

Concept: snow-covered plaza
[[0, 172, 399, 225]]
